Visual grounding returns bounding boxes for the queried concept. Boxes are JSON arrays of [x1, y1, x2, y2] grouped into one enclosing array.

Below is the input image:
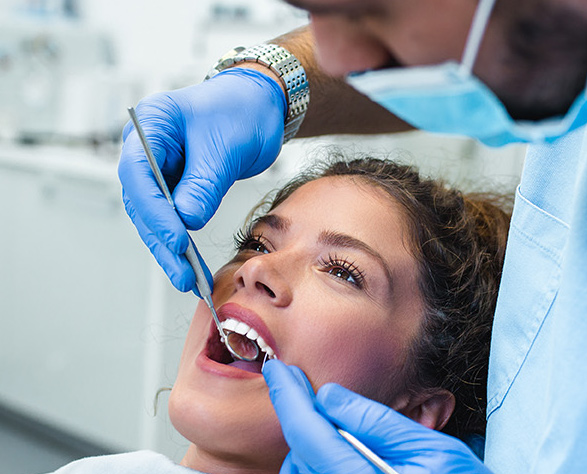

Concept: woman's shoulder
[[47, 450, 203, 474]]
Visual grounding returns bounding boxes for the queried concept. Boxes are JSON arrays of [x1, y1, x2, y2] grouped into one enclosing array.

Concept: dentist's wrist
[[205, 44, 309, 142]]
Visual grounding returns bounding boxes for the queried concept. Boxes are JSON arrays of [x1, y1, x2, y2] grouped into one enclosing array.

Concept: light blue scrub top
[[485, 125, 587, 473]]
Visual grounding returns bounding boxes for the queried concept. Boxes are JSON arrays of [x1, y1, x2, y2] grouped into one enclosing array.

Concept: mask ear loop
[[460, 0, 497, 75]]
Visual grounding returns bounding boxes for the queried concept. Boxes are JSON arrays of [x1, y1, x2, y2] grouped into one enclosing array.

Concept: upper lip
[[216, 302, 278, 357]]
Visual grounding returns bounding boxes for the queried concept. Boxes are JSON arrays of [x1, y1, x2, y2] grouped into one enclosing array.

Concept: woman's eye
[[234, 228, 270, 254], [328, 266, 356, 284], [245, 240, 269, 254], [320, 255, 365, 289]]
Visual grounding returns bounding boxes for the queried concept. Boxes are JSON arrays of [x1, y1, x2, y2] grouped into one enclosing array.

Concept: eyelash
[[319, 254, 365, 289], [234, 228, 365, 289], [234, 227, 269, 254]]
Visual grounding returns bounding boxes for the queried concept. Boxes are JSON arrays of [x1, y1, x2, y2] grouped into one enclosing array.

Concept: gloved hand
[[263, 359, 492, 474], [118, 68, 287, 291]]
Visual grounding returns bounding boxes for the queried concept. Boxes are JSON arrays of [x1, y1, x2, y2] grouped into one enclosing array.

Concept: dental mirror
[[225, 331, 261, 362], [201, 294, 261, 362]]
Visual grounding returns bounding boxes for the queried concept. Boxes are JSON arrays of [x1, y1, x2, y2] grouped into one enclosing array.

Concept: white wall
[[78, 0, 307, 91]]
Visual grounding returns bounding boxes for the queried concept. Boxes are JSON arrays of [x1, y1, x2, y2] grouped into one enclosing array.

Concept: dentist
[[118, 0, 587, 472]]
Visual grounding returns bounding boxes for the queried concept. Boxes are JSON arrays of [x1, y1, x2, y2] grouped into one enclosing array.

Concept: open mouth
[[206, 318, 276, 374]]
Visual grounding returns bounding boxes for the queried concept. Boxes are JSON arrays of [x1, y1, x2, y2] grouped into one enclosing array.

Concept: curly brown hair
[[256, 154, 511, 440]]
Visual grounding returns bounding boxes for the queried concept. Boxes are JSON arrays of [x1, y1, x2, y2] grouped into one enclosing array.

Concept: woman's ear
[[394, 389, 456, 430]]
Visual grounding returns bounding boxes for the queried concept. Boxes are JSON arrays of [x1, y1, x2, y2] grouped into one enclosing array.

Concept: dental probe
[[337, 429, 399, 474], [127, 107, 260, 362]]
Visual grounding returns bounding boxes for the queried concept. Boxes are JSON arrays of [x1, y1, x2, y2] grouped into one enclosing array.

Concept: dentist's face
[[301, 0, 480, 76], [170, 176, 425, 472], [288, 0, 587, 120]]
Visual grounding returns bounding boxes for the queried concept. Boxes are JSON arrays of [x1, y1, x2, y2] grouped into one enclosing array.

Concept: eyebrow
[[253, 214, 394, 285], [318, 230, 394, 284], [252, 214, 291, 233]]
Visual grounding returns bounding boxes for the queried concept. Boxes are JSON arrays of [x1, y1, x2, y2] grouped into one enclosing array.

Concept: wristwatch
[[205, 44, 309, 143]]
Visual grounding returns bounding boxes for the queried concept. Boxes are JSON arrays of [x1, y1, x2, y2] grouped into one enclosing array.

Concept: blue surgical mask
[[346, 0, 587, 147]]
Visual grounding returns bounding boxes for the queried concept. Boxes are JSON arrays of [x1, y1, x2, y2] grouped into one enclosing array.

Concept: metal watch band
[[205, 44, 309, 143]]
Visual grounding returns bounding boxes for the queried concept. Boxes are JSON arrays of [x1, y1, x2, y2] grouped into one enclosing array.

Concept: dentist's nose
[[234, 255, 293, 307]]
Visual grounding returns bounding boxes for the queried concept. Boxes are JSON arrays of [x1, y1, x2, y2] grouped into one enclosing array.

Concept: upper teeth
[[220, 318, 275, 358]]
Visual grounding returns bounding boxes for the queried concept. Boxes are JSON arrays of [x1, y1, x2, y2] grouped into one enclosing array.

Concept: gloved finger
[[122, 119, 133, 141], [129, 98, 189, 194], [171, 111, 241, 231], [263, 360, 315, 407], [317, 383, 443, 454], [123, 192, 196, 292], [279, 452, 300, 474], [263, 361, 376, 474], [119, 127, 189, 255], [282, 451, 323, 474], [172, 172, 223, 231]]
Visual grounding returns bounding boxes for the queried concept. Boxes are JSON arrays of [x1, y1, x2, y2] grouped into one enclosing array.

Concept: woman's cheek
[[288, 318, 366, 390], [302, 319, 398, 397], [185, 301, 213, 347], [212, 263, 240, 304]]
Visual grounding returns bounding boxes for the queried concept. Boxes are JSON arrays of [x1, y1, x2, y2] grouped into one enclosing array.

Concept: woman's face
[[170, 176, 425, 473]]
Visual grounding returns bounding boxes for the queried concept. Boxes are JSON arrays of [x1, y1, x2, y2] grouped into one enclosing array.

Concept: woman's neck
[[180, 443, 282, 474]]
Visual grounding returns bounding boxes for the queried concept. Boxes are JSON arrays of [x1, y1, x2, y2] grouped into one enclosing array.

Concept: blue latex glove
[[263, 359, 492, 474], [118, 68, 287, 291]]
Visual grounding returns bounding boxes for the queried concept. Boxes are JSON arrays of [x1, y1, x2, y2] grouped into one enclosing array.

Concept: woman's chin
[[168, 382, 288, 471]]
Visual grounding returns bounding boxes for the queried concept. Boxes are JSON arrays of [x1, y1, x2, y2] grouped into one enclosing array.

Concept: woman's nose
[[233, 255, 293, 307], [310, 13, 391, 77]]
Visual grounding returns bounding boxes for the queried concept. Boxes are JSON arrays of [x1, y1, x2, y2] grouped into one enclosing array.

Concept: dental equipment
[[337, 429, 399, 474], [127, 107, 260, 363]]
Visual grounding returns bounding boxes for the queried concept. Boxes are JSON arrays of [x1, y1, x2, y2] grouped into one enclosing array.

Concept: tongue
[[229, 360, 263, 374]]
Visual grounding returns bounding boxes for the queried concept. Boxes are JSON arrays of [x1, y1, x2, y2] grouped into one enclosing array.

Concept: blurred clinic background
[[0, 0, 527, 473]]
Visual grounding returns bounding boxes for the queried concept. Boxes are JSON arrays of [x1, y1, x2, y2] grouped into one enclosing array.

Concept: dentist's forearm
[[236, 26, 414, 137]]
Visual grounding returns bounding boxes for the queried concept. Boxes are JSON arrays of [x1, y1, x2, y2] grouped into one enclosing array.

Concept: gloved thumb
[[316, 383, 421, 454]]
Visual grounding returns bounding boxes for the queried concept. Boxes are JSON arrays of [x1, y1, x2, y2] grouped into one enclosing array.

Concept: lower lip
[[196, 351, 262, 380]]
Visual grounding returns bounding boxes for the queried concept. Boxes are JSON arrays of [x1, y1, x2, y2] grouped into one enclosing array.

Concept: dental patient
[[50, 156, 511, 474]]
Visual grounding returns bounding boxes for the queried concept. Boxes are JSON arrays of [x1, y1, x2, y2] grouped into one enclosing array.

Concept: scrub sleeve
[[485, 125, 587, 473], [45, 450, 203, 474]]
